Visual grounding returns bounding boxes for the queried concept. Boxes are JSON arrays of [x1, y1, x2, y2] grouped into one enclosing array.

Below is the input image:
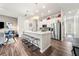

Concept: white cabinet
[[24, 31, 51, 53]]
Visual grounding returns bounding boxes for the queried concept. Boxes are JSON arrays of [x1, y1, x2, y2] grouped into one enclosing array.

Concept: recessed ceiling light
[[68, 11, 71, 14], [42, 5, 46, 9], [48, 10, 51, 13]]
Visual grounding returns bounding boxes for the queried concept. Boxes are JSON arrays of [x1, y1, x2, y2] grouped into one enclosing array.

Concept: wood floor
[[0, 38, 72, 56], [0, 38, 28, 56]]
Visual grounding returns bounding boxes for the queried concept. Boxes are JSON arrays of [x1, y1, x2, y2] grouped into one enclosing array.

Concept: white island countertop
[[24, 31, 51, 34], [23, 31, 51, 53]]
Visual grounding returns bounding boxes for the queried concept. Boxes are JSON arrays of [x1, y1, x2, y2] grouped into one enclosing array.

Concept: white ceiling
[[0, 3, 79, 18]]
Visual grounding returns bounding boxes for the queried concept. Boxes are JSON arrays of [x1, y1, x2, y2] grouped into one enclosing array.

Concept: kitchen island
[[23, 31, 51, 53]]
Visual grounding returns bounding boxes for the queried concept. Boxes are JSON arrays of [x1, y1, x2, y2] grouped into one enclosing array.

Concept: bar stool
[[30, 37, 40, 51], [27, 36, 34, 48], [21, 33, 40, 51], [22, 34, 29, 44], [22, 33, 33, 47]]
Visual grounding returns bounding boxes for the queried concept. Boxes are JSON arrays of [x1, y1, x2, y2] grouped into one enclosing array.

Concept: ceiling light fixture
[[68, 11, 71, 14], [42, 5, 46, 9], [48, 10, 51, 13]]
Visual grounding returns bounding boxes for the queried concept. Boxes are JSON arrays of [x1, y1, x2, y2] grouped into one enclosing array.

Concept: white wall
[[24, 19, 38, 31], [0, 15, 17, 30], [62, 15, 79, 40], [24, 20, 30, 31], [74, 16, 79, 38], [17, 16, 26, 37]]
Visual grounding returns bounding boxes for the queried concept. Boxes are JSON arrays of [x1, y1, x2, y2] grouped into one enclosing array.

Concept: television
[[0, 22, 4, 29]]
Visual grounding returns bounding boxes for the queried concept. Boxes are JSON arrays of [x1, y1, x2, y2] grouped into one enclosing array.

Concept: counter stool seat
[[30, 44, 40, 52], [22, 33, 40, 52], [30, 37, 40, 52], [27, 36, 34, 48]]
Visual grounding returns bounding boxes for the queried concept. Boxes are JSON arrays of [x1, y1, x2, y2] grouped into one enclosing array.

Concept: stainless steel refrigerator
[[52, 20, 61, 40]]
